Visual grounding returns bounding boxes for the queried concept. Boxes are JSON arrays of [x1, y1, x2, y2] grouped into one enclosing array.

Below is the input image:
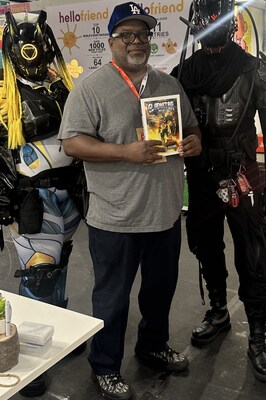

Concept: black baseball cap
[[108, 2, 157, 35]]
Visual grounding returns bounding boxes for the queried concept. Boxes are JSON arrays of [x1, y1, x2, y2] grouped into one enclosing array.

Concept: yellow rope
[[1, 56, 24, 149]]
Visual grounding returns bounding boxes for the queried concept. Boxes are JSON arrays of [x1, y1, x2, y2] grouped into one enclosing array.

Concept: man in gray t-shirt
[[58, 2, 201, 400]]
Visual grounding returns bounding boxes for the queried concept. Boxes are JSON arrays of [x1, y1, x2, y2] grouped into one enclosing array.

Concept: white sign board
[[46, 0, 191, 82]]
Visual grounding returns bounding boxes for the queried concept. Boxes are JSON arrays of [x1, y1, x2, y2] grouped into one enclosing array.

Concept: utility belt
[[206, 129, 257, 179], [14, 264, 65, 298], [0, 165, 82, 237], [19, 166, 75, 189], [208, 127, 257, 161], [16, 166, 76, 235], [209, 148, 244, 173]]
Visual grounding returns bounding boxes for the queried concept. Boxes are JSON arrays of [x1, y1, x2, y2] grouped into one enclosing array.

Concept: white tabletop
[[0, 290, 103, 400]]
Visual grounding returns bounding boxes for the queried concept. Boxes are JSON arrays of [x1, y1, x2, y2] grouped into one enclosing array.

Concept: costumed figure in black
[[171, 0, 266, 381], [0, 11, 83, 395]]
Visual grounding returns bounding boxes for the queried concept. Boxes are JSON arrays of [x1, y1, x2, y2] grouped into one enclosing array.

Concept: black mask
[[4, 11, 55, 81], [193, 0, 236, 51]]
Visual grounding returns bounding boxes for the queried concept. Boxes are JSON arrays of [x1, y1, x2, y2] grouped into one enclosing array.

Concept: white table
[[0, 290, 103, 400]]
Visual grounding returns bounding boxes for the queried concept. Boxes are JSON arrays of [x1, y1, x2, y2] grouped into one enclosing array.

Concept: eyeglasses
[[111, 30, 153, 44]]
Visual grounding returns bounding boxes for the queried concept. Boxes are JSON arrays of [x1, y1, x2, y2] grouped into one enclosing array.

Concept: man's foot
[[19, 373, 47, 397], [92, 371, 132, 399], [135, 345, 189, 372], [191, 307, 231, 346]]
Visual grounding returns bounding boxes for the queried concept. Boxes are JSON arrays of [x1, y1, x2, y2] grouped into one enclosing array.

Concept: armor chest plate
[[18, 79, 69, 143], [193, 74, 255, 134]]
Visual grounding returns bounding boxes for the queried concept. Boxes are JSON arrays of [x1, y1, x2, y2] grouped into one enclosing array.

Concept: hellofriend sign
[[47, 0, 190, 82]]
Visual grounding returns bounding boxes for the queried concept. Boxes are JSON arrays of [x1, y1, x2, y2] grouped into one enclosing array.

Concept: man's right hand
[[123, 140, 164, 164], [63, 136, 165, 164]]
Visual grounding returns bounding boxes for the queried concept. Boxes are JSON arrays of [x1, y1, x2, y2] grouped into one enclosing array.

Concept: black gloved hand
[[0, 195, 13, 225]]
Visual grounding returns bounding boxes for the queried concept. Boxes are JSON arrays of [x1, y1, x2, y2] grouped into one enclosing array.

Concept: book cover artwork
[[141, 94, 182, 156]]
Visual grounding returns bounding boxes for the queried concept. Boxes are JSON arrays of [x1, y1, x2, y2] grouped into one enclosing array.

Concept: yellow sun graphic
[[58, 23, 82, 55]]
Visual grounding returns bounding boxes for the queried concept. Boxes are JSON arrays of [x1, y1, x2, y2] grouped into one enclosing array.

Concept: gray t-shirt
[[58, 64, 198, 233]]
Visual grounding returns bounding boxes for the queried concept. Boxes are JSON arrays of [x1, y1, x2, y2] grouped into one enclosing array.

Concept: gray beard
[[127, 53, 147, 65]]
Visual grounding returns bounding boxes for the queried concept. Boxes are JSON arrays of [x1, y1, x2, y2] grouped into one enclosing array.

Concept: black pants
[[186, 161, 266, 322], [88, 218, 181, 375]]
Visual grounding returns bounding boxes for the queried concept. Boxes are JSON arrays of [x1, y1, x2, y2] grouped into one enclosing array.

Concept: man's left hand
[[179, 134, 202, 157]]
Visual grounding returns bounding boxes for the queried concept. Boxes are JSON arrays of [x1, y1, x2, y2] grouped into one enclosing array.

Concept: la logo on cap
[[129, 4, 141, 15]]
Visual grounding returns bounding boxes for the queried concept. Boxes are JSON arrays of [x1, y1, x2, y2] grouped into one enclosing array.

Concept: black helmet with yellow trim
[[3, 11, 55, 81], [0, 10, 73, 149]]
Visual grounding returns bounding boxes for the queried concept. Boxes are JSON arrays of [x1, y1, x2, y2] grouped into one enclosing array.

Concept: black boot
[[71, 341, 87, 355], [248, 322, 266, 381], [19, 373, 47, 397], [191, 305, 231, 346]]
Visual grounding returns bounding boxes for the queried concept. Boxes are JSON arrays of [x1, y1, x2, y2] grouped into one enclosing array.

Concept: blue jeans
[[88, 218, 181, 375]]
